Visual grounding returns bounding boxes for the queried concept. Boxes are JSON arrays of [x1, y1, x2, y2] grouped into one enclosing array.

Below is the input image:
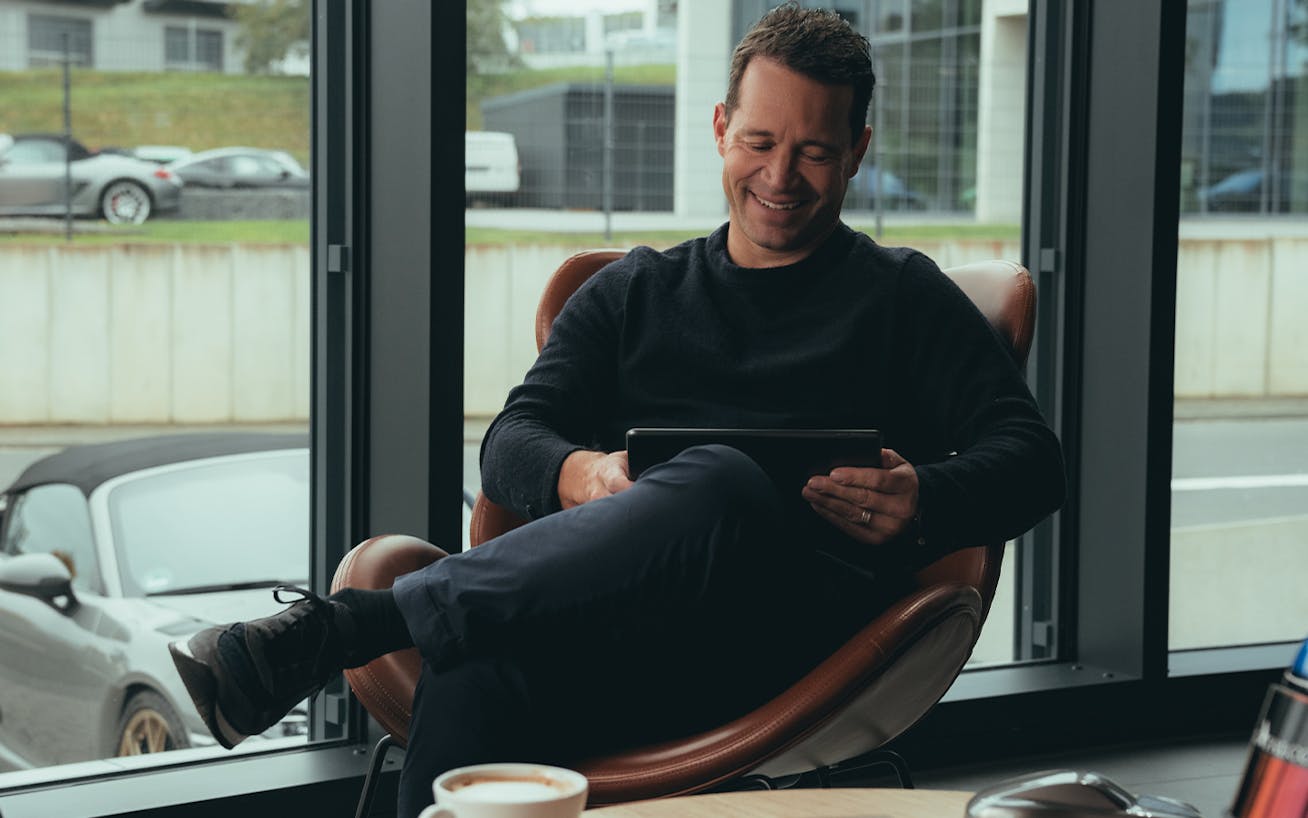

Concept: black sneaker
[[168, 585, 356, 749]]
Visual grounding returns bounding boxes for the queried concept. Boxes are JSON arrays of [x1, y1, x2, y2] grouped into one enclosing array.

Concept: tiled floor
[[903, 737, 1250, 818]]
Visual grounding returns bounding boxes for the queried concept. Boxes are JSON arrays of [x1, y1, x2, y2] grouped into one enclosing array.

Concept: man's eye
[[803, 152, 833, 163], [748, 143, 772, 152]]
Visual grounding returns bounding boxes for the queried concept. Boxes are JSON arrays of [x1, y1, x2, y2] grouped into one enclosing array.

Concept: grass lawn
[[0, 218, 1017, 247], [0, 69, 311, 166]]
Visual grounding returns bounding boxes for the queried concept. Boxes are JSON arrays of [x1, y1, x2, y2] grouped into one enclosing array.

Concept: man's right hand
[[558, 449, 634, 509]]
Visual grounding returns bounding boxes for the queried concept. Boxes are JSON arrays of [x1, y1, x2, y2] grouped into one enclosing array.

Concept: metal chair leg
[[354, 733, 397, 818]]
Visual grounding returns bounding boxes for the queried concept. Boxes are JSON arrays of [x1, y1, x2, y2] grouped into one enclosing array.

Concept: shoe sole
[[168, 632, 249, 750]]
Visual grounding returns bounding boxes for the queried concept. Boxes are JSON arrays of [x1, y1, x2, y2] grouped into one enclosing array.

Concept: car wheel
[[100, 181, 153, 225], [115, 690, 189, 756]]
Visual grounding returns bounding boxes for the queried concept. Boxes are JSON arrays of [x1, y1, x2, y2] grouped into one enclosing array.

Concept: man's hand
[[558, 449, 634, 509], [801, 448, 919, 545]]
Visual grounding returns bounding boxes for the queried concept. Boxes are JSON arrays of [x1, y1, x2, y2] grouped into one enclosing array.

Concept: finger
[[807, 477, 910, 519], [880, 447, 908, 469], [809, 502, 900, 545], [603, 463, 635, 494], [803, 485, 876, 525]]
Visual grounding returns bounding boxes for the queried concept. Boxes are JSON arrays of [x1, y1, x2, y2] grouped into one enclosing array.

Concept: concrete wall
[[0, 235, 1304, 425], [1173, 237, 1308, 398], [975, 0, 1028, 224], [0, 243, 310, 424], [672, 2, 729, 219]]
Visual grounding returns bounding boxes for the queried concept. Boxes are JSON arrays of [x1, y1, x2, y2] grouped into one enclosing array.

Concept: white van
[[465, 131, 520, 205]]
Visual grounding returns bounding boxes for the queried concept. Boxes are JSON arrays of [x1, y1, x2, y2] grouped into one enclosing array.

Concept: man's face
[[714, 57, 871, 269]]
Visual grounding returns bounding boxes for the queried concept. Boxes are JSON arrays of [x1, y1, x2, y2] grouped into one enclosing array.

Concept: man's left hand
[[802, 448, 919, 545]]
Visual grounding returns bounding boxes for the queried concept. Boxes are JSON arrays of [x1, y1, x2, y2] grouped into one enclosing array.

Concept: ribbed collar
[[705, 222, 858, 287]]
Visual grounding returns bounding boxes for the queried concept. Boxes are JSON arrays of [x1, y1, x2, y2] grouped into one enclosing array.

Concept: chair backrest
[[474, 250, 1038, 619]]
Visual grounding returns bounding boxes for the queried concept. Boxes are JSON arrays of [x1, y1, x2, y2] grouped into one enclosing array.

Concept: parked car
[[132, 145, 194, 165], [0, 133, 183, 224], [465, 131, 520, 206], [166, 147, 309, 189], [0, 433, 311, 770], [845, 164, 929, 210]]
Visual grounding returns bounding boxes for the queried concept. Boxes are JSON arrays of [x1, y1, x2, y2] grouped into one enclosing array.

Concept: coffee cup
[[416, 763, 589, 818]]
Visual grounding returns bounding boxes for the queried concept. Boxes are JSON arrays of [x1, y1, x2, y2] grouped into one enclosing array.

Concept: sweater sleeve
[[891, 253, 1066, 561], [478, 263, 626, 520]]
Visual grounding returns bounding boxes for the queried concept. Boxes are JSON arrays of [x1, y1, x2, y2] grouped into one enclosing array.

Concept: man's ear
[[712, 102, 729, 157], [848, 124, 872, 177]]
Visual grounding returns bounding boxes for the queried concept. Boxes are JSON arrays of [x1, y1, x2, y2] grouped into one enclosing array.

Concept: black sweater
[[480, 223, 1065, 570]]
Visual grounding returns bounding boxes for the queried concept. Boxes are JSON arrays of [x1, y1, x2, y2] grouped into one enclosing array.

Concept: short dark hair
[[724, 3, 875, 146]]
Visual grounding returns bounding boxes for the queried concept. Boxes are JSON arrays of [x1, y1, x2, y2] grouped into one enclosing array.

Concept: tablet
[[625, 427, 883, 489]]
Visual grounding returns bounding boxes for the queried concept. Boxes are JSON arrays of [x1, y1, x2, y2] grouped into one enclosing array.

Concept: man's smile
[[750, 190, 804, 211]]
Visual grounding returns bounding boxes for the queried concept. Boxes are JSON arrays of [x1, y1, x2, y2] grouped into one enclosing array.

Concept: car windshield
[[107, 450, 309, 596]]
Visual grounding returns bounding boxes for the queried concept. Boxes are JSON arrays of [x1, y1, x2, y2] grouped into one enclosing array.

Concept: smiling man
[[714, 44, 871, 268], [170, 6, 1065, 817]]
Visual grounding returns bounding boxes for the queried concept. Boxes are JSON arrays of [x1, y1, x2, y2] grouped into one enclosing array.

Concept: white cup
[[417, 763, 589, 818]]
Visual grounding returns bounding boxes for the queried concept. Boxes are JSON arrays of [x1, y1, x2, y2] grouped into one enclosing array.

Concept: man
[[170, 5, 1065, 817]]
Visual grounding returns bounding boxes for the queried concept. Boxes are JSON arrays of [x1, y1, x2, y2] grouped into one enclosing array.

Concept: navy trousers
[[390, 445, 897, 817]]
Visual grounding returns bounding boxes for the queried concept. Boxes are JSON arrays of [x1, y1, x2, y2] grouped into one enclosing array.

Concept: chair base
[[826, 747, 916, 789], [713, 748, 914, 795], [354, 733, 399, 818]]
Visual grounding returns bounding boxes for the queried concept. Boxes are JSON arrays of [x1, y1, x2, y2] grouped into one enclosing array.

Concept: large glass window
[[0, 0, 311, 780], [464, 0, 1029, 666], [1171, 0, 1308, 651]]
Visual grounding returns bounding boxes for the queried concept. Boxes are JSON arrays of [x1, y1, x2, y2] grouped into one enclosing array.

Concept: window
[[164, 26, 223, 72], [28, 14, 92, 68], [106, 452, 309, 597], [3, 137, 69, 165], [0, 0, 313, 785], [0, 2, 1292, 814], [0, 484, 100, 595], [463, 1, 1028, 666], [1169, 0, 1308, 651]]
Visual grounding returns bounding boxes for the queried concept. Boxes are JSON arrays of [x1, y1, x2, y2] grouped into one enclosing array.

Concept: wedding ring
[[859, 508, 871, 525]]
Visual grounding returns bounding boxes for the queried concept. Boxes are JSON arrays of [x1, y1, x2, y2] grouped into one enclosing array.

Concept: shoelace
[[273, 584, 318, 605]]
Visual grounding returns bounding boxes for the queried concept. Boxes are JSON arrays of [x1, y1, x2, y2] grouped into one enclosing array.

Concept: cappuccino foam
[[447, 774, 572, 803]]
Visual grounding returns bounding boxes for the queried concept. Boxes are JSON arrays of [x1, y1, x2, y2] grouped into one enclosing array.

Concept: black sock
[[328, 587, 414, 668]]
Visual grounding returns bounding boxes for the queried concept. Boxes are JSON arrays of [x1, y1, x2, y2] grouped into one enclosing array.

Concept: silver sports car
[[0, 433, 310, 770], [0, 133, 183, 224]]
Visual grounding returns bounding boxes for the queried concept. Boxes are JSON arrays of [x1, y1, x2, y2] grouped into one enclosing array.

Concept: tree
[[468, 0, 520, 75], [230, 0, 311, 75]]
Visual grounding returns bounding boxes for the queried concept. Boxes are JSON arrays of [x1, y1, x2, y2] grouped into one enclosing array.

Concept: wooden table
[[584, 788, 973, 817]]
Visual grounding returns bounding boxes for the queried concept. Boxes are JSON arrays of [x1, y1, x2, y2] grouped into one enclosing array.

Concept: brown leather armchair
[[331, 251, 1038, 814]]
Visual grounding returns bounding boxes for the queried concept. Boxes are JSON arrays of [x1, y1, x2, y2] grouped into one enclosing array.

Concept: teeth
[[755, 194, 801, 210]]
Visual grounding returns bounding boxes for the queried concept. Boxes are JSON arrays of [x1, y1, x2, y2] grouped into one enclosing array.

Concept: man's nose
[[762, 149, 797, 187]]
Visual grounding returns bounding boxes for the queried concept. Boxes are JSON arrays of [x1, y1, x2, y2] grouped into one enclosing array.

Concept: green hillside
[[0, 69, 310, 166], [0, 64, 677, 162]]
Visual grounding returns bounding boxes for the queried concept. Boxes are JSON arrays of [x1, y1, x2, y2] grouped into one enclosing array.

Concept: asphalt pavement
[[2, 412, 1306, 530]]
